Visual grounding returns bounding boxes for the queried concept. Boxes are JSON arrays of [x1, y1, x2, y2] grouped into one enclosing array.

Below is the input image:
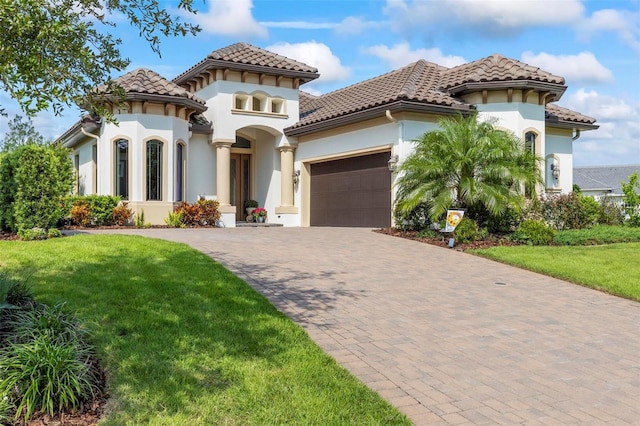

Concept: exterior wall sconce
[[388, 154, 399, 172], [551, 163, 560, 180], [292, 169, 300, 184]]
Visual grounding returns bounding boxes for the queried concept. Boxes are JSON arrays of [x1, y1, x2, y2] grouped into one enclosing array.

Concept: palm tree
[[395, 113, 542, 226]]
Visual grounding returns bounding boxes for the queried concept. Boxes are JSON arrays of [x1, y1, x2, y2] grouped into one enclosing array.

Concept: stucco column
[[276, 145, 298, 214], [214, 140, 234, 206]]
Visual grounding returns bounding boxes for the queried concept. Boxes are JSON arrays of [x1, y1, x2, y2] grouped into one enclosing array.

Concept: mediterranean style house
[[58, 43, 598, 227]]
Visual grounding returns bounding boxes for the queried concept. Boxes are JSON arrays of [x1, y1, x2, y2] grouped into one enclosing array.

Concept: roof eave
[[102, 92, 207, 114], [285, 100, 473, 137], [448, 80, 567, 101], [546, 119, 599, 131], [174, 59, 320, 86], [57, 118, 101, 148]]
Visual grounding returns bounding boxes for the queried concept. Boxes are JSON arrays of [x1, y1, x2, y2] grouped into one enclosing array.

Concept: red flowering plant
[[252, 207, 267, 218]]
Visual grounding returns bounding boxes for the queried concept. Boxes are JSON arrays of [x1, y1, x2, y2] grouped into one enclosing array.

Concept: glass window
[[176, 143, 184, 202], [525, 132, 536, 155], [115, 139, 128, 200], [146, 140, 163, 201], [232, 136, 251, 149]]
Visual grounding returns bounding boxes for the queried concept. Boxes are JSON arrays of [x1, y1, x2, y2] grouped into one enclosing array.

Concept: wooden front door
[[230, 153, 251, 221]]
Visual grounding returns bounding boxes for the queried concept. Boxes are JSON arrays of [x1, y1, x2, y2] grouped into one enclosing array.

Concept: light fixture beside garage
[[292, 169, 300, 184], [388, 154, 399, 172]]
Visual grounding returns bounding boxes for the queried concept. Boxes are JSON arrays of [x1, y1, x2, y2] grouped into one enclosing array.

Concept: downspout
[[385, 110, 402, 227], [80, 126, 100, 195], [572, 129, 581, 141]]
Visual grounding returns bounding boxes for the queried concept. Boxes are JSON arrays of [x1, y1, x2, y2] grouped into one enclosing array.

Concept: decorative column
[[275, 145, 298, 214], [213, 140, 234, 206]]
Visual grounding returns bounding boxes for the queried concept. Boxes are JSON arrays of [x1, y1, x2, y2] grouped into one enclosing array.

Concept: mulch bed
[[374, 228, 522, 250]]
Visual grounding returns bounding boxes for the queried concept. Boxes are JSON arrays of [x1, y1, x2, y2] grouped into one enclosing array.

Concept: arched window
[[176, 143, 185, 202], [232, 136, 252, 149], [146, 140, 163, 201], [115, 139, 129, 200], [525, 131, 536, 155]]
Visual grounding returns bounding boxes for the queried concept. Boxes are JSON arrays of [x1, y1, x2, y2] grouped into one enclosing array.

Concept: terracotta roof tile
[[440, 54, 565, 90], [173, 43, 319, 84], [207, 43, 318, 73], [545, 103, 596, 124], [96, 68, 206, 108], [292, 60, 468, 129]]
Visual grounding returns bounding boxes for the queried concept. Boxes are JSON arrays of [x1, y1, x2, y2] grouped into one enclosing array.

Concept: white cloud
[[521, 51, 614, 84], [575, 9, 640, 53], [384, 0, 584, 38], [266, 41, 351, 83], [365, 42, 466, 69], [260, 21, 337, 30], [565, 89, 640, 166], [186, 0, 267, 38], [334, 16, 386, 35], [566, 89, 635, 121]]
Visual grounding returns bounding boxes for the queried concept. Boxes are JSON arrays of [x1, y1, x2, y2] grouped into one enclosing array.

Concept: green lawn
[[471, 242, 640, 301], [0, 235, 409, 425]]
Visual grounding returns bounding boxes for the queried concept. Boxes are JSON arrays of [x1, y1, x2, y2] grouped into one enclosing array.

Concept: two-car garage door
[[310, 152, 391, 227]]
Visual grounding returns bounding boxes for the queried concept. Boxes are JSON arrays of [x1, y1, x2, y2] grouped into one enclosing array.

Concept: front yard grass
[[471, 242, 640, 301], [0, 234, 409, 425]]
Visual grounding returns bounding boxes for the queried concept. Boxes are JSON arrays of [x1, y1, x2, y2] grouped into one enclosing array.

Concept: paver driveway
[[95, 227, 639, 425]]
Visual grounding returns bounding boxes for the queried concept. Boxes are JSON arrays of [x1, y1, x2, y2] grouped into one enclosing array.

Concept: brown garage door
[[310, 152, 391, 227]]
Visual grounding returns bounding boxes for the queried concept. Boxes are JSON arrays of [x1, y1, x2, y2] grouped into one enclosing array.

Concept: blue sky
[[1, 0, 639, 166]]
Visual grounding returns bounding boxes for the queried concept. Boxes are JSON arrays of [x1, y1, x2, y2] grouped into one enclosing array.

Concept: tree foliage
[[0, 115, 48, 152], [395, 113, 542, 226], [621, 172, 640, 227], [0, 0, 200, 118]]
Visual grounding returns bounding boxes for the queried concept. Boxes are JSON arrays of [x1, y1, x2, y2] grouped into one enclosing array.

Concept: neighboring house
[[58, 43, 598, 227], [573, 165, 640, 203]]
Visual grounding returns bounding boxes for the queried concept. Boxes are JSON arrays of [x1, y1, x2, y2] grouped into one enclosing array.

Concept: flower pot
[[246, 207, 256, 215], [256, 216, 266, 223]]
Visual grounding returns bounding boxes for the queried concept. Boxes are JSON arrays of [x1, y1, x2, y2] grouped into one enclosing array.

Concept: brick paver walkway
[[92, 227, 640, 425]]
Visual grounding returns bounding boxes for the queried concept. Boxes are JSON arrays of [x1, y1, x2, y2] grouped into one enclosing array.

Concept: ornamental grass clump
[[0, 302, 101, 422]]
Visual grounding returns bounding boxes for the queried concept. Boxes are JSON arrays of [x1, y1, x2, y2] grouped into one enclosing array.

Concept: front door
[[230, 153, 251, 221]]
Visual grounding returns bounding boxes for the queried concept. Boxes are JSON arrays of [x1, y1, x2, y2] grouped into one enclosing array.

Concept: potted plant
[[253, 207, 267, 223], [244, 199, 258, 215]]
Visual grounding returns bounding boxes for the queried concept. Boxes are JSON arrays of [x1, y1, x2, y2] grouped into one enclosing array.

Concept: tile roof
[[440, 54, 565, 90], [545, 103, 597, 125], [291, 53, 591, 134], [207, 43, 318, 73], [173, 43, 319, 85], [573, 165, 640, 194], [291, 60, 470, 130], [95, 68, 207, 111]]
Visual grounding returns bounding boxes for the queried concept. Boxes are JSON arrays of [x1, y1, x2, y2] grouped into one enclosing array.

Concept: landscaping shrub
[[17, 227, 48, 241], [0, 335, 99, 421], [112, 202, 133, 226], [0, 273, 33, 309], [416, 228, 441, 239], [63, 195, 122, 226], [165, 210, 185, 228], [512, 219, 555, 246], [0, 302, 100, 422], [135, 210, 150, 228], [454, 217, 480, 243], [394, 202, 431, 231], [597, 196, 625, 226], [70, 200, 91, 226], [0, 144, 73, 234], [175, 201, 200, 226], [47, 228, 62, 239], [197, 199, 221, 226], [540, 192, 598, 230], [174, 200, 221, 226], [0, 147, 21, 231], [554, 225, 640, 246]]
